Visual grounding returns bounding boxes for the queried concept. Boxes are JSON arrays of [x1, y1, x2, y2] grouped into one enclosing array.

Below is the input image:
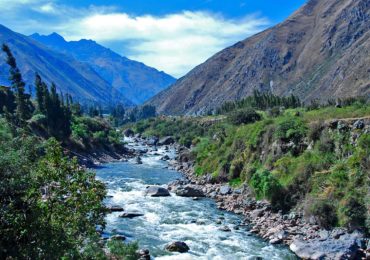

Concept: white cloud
[[62, 11, 268, 77], [0, 1, 269, 77]]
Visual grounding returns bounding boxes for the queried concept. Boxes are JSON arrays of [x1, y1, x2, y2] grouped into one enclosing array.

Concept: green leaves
[[0, 135, 107, 258]]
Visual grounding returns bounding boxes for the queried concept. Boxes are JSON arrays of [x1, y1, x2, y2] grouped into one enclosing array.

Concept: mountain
[[0, 24, 133, 106], [30, 33, 176, 104], [148, 0, 370, 115]]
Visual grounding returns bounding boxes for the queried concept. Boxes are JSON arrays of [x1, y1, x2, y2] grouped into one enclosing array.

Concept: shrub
[[338, 195, 367, 231], [275, 117, 307, 143], [317, 130, 335, 153], [249, 169, 282, 205], [107, 240, 139, 260], [308, 120, 324, 141], [228, 108, 261, 126], [306, 198, 338, 228], [267, 106, 283, 118]]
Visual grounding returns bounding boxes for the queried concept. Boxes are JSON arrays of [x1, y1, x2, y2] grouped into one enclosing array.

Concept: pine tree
[[34, 73, 46, 113], [2, 44, 33, 121]]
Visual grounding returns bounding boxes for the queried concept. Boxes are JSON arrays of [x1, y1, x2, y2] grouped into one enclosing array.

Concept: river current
[[96, 139, 297, 259]]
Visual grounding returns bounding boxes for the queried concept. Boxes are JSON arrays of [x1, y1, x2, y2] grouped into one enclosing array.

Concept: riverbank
[[98, 136, 298, 259], [165, 144, 369, 260]]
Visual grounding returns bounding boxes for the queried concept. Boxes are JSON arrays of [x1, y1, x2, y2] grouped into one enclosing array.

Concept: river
[[95, 139, 297, 259]]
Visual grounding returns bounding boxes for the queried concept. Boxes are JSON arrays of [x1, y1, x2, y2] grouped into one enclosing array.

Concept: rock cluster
[[169, 142, 369, 259]]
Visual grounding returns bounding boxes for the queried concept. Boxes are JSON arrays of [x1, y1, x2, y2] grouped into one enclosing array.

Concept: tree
[[34, 73, 46, 113], [0, 135, 107, 259], [0, 86, 16, 114], [2, 44, 33, 122]]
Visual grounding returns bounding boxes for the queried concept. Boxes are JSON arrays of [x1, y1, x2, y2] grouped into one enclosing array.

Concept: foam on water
[[96, 140, 297, 259]]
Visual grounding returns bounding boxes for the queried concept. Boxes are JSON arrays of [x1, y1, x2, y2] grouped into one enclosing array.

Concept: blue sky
[[0, 0, 306, 77]]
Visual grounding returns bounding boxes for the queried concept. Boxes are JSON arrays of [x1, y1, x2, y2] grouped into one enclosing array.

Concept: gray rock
[[165, 241, 190, 253], [107, 205, 124, 212], [250, 208, 266, 219], [276, 230, 289, 240], [353, 119, 365, 129], [158, 136, 175, 146], [147, 136, 159, 146], [269, 238, 282, 244], [124, 128, 134, 137], [110, 235, 126, 241], [290, 233, 363, 260], [219, 226, 231, 232], [145, 186, 170, 197], [136, 249, 150, 260], [119, 212, 144, 218], [175, 185, 205, 197], [219, 185, 232, 195], [161, 155, 170, 161], [136, 157, 143, 164]]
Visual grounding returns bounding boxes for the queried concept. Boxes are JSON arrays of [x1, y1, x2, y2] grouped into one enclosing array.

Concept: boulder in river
[[136, 157, 143, 164], [119, 212, 144, 218], [136, 249, 150, 260], [110, 235, 126, 241], [165, 241, 190, 253], [219, 226, 231, 232], [158, 136, 175, 146], [175, 185, 205, 197], [144, 186, 170, 197], [147, 136, 159, 146], [107, 205, 124, 212], [161, 155, 170, 161], [124, 128, 135, 137]]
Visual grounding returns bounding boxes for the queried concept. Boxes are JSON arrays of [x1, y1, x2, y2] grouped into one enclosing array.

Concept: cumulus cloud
[[0, 1, 269, 77], [63, 11, 268, 77]]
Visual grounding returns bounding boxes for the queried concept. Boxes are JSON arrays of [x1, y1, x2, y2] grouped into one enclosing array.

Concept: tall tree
[[1, 44, 33, 121]]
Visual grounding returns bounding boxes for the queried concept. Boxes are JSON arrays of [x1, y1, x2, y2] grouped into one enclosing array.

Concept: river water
[[96, 140, 297, 259]]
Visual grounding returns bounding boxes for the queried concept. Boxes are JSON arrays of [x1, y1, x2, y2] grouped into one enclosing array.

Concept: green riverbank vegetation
[[131, 96, 370, 234]]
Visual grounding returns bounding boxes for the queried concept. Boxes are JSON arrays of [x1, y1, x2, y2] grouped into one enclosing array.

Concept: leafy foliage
[[0, 129, 107, 258], [228, 108, 261, 126]]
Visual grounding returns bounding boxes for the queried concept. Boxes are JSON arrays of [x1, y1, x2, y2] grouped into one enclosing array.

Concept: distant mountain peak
[[30, 31, 176, 104]]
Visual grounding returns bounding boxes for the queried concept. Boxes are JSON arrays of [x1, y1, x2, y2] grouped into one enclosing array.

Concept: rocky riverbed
[[96, 134, 298, 259], [166, 144, 369, 260]]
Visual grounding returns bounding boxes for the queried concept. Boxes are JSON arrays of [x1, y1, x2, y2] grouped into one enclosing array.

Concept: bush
[[275, 117, 307, 143], [338, 195, 367, 231], [267, 106, 283, 118], [249, 169, 282, 205], [107, 240, 139, 260], [306, 198, 338, 228], [228, 108, 261, 126], [317, 130, 335, 153], [308, 120, 324, 141]]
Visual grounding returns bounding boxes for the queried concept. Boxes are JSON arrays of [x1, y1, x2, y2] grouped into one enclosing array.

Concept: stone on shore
[[219, 185, 232, 195], [175, 185, 205, 197], [124, 128, 134, 137], [158, 136, 175, 146], [290, 232, 363, 260]]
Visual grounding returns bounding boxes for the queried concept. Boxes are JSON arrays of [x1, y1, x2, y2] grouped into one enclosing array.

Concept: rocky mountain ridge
[[148, 0, 370, 115], [30, 33, 176, 104]]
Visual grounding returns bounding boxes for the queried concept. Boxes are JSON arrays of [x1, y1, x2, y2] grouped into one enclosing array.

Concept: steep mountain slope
[[0, 24, 133, 106], [30, 33, 176, 104], [148, 0, 370, 115]]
